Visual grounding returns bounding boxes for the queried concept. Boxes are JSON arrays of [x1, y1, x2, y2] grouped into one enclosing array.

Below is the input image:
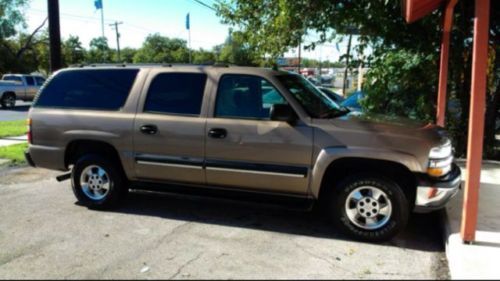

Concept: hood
[[331, 111, 441, 136]]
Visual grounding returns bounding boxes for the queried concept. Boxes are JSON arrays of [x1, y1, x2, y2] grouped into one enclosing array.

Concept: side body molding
[[309, 146, 424, 198]]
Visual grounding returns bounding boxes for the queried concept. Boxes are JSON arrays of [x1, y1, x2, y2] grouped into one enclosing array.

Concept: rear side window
[[3, 76, 22, 83], [35, 69, 138, 110], [25, 76, 35, 86], [144, 73, 207, 116]]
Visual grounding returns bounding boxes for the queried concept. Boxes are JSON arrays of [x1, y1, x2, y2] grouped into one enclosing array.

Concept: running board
[[130, 181, 315, 211]]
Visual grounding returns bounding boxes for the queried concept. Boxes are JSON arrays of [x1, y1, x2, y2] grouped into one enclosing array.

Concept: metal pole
[[109, 21, 123, 62], [461, 0, 490, 244], [101, 4, 105, 38], [297, 44, 301, 73], [47, 0, 62, 72], [189, 27, 192, 64], [342, 33, 353, 96], [436, 0, 458, 127]]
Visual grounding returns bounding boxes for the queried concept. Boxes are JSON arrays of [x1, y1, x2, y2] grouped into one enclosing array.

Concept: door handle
[[208, 128, 227, 139], [140, 124, 158, 135]]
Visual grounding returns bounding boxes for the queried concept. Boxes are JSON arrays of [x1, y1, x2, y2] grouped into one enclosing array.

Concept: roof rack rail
[[66, 62, 242, 68]]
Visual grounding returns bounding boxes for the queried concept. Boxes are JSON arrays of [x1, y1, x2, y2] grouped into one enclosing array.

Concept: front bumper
[[414, 163, 461, 213]]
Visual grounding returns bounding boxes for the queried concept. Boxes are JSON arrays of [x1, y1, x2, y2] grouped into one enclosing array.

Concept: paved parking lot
[[0, 167, 449, 279], [0, 102, 31, 121]]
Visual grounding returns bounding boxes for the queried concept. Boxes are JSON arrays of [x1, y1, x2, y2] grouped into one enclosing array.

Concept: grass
[[0, 120, 27, 138], [0, 143, 28, 165]]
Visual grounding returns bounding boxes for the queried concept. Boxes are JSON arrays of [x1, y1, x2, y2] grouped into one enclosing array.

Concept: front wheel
[[328, 174, 409, 242], [71, 154, 127, 209]]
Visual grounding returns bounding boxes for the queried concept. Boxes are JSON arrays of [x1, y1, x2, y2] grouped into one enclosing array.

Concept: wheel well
[[2, 91, 16, 98], [65, 140, 122, 168], [319, 157, 417, 203]]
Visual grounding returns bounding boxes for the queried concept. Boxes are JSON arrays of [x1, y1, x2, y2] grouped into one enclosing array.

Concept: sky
[[23, 0, 351, 61]]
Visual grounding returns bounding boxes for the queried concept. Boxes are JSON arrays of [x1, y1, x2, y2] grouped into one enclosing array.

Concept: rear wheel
[[1, 93, 16, 109], [328, 174, 409, 242], [71, 154, 127, 209]]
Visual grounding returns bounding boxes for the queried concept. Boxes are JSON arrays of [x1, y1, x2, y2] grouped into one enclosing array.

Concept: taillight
[[27, 118, 32, 144]]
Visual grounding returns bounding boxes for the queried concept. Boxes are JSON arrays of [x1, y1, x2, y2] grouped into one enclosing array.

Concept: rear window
[[3, 76, 22, 83], [35, 69, 139, 110]]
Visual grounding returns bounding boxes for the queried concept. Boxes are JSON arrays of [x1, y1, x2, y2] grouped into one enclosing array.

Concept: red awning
[[402, 0, 446, 23]]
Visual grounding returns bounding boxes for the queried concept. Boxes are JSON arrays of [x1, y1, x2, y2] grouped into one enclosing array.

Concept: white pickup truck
[[0, 74, 46, 108]]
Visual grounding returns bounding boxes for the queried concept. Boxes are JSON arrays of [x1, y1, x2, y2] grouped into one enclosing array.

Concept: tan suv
[[25, 65, 461, 241]]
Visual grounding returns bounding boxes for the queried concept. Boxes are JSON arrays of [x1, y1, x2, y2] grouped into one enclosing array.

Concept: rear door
[[133, 70, 210, 184], [23, 76, 38, 100]]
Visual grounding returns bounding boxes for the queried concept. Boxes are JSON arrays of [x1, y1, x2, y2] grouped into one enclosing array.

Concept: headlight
[[427, 138, 453, 177]]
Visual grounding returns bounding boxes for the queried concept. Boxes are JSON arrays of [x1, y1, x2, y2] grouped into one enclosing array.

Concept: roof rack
[[68, 62, 237, 68]]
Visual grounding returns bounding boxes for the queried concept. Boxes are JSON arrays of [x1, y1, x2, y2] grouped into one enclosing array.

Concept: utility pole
[[109, 21, 123, 62], [47, 0, 62, 72], [342, 32, 353, 96]]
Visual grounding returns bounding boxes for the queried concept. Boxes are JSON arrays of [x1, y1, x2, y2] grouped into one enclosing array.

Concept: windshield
[[277, 74, 347, 118]]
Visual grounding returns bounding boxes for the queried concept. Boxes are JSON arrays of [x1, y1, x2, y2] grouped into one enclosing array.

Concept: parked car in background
[[318, 87, 345, 104], [0, 74, 46, 108], [341, 90, 365, 112]]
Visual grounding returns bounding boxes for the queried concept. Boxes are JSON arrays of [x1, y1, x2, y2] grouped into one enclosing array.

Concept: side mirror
[[270, 104, 297, 125]]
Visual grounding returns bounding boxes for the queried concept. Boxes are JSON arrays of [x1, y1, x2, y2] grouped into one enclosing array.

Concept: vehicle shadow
[[0, 105, 31, 112], [11, 105, 31, 112], [96, 190, 445, 252]]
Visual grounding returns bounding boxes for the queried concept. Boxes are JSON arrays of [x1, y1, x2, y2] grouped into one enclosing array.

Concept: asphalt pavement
[[0, 102, 31, 121], [0, 167, 450, 279]]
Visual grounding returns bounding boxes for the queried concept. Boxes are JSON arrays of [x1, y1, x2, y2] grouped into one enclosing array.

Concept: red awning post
[[436, 0, 458, 127], [461, 0, 490, 243]]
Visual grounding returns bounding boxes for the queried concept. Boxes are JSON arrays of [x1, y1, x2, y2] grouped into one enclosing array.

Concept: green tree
[[0, 0, 28, 40], [133, 33, 189, 63], [192, 49, 216, 64], [216, 31, 261, 66], [63, 35, 85, 66], [87, 36, 112, 63], [114, 47, 136, 63], [360, 49, 437, 121]]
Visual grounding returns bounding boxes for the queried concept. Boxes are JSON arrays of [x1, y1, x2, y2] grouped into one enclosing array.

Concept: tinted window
[[215, 75, 287, 119], [25, 76, 35, 86], [144, 73, 207, 115], [34, 76, 46, 86], [3, 76, 22, 83], [35, 69, 138, 110]]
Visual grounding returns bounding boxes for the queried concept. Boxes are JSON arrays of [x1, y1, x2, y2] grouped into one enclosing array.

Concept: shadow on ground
[[93, 190, 445, 253]]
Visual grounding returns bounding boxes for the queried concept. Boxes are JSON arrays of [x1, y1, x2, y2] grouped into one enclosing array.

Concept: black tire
[[327, 174, 409, 242], [1, 93, 16, 109], [71, 154, 127, 209]]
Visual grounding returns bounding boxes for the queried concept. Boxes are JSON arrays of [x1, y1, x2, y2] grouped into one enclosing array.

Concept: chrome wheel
[[80, 165, 110, 200], [345, 186, 392, 230]]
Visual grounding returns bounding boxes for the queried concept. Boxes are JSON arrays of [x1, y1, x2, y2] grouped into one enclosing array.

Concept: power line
[[190, 0, 216, 11]]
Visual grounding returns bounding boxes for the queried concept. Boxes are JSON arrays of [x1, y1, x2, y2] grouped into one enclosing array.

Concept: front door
[[133, 71, 209, 184], [205, 74, 313, 195]]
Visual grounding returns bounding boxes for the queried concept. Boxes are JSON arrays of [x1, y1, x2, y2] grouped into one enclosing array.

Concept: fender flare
[[309, 146, 423, 198]]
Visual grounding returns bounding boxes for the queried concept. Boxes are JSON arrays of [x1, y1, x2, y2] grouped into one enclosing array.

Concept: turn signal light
[[427, 167, 445, 177]]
